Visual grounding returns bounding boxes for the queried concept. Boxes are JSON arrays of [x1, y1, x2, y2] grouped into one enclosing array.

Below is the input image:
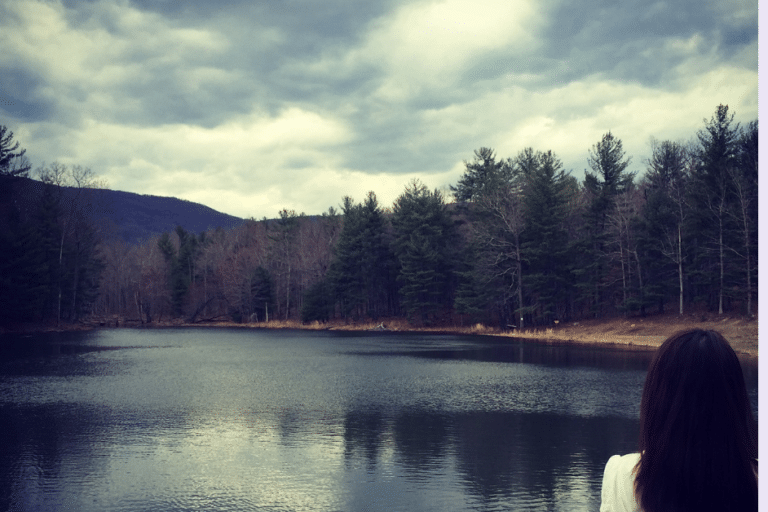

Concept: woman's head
[[635, 329, 757, 512]]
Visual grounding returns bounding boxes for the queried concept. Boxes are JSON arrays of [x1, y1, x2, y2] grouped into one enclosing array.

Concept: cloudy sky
[[0, 0, 758, 219]]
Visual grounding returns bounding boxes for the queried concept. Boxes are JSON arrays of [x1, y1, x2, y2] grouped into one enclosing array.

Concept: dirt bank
[[498, 311, 758, 358], [188, 310, 758, 358]]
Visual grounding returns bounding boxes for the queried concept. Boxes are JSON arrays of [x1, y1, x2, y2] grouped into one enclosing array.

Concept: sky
[[0, 0, 758, 220]]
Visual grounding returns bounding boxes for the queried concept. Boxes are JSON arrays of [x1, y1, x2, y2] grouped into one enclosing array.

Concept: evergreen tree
[[636, 139, 689, 315], [327, 192, 393, 320], [0, 125, 31, 177], [249, 266, 274, 322], [29, 183, 63, 321], [64, 219, 104, 321], [520, 150, 575, 324], [455, 150, 527, 328], [391, 180, 456, 324], [450, 147, 514, 202], [728, 120, 758, 316], [453, 242, 490, 322], [0, 196, 56, 323], [301, 278, 332, 323], [158, 226, 202, 317], [688, 105, 740, 314], [577, 132, 635, 317]]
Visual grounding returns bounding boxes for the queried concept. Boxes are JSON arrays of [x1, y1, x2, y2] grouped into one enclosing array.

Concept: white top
[[600, 453, 642, 512]]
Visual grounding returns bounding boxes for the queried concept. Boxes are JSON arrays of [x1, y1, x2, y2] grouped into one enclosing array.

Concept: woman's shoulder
[[600, 453, 641, 512], [605, 452, 641, 474]]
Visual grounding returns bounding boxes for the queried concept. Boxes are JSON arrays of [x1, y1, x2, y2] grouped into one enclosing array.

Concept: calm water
[[0, 328, 758, 512]]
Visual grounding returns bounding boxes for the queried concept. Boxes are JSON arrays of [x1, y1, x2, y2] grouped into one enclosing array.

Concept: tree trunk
[[135, 291, 144, 325], [71, 244, 80, 322], [285, 262, 291, 320], [633, 250, 645, 317], [619, 240, 627, 315], [718, 207, 724, 315], [515, 233, 524, 330], [677, 224, 684, 316]]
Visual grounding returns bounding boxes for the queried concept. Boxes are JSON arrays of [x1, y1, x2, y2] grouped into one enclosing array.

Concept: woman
[[600, 329, 757, 512]]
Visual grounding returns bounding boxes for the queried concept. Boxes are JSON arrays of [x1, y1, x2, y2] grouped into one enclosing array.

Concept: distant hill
[[0, 176, 245, 243], [96, 188, 245, 243]]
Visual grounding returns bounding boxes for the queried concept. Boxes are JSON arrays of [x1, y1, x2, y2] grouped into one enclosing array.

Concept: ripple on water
[[0, 328, 755, 511]]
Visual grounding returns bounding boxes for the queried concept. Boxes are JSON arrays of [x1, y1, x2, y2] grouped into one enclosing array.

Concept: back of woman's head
[[635, 329, 757, 512]]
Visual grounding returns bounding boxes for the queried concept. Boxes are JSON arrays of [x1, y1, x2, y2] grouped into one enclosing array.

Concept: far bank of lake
[[2, 310, 758, 357]]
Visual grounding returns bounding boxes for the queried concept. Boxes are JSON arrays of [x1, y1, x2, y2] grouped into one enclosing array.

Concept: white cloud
[[49, 108, 353, 218], [2, 1, 224, 84], [353, 0, 542, 100], [417, 61, 757, 184]]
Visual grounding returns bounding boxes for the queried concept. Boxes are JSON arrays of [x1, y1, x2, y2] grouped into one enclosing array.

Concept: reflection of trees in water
[[343, 409, 388, 471], [392, 412, 449, 476], [374, 338, 656, 372], [340, 407, 640, 508], [450, 412, 637, 505], [0, 404, 114, 510]]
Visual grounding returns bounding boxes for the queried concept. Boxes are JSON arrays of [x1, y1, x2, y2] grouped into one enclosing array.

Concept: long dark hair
[[634, 329, 757, 511]]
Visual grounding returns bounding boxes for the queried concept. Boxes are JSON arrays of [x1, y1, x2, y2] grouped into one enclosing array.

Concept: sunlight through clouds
[[359, 0, 542, 99]]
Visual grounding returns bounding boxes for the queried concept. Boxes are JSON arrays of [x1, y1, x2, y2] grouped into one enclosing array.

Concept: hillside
[[1, 176, 245, 243], [97, 188, 245, 242]]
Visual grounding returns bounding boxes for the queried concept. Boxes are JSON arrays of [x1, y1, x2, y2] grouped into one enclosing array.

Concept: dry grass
[[496, 311, 758, 357], [191, 311, 757, 357], [46, 308, 756, 359]]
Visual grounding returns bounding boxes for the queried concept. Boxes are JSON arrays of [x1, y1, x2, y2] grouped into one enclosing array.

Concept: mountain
[[97, 188, 245, 243], [0, 176, 245, 243]]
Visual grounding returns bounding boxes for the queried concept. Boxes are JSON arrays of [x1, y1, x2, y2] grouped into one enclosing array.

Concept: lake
[[0, 328, 758, 511]]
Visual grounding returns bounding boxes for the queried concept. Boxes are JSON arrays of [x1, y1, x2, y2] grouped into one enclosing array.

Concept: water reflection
[[352, 334, 656, 372], [0, 328, 756, 512]]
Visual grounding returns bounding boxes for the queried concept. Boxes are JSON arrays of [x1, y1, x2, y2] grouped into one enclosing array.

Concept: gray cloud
[[0, 70, 52, 122], [0, 0, 757, 219]]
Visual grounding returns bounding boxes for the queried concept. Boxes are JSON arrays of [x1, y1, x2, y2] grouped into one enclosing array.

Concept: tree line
[[0, 105, 758, 329]]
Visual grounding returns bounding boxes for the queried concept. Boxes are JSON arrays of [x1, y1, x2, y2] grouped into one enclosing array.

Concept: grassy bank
[[191, 310, 758, 358], [3, 310, 757, 357]]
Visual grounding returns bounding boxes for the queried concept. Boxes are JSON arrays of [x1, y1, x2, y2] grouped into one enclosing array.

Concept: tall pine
[[520, 150, 575, 324], [636, 139, 689, 315], [327, 192, 393, 320], [577, 132, 635, 317], [688, 105, 740, 314], [391, 180, 456, 325]]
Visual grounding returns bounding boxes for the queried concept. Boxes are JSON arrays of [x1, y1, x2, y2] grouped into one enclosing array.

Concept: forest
[[0, 105, 758, 330]]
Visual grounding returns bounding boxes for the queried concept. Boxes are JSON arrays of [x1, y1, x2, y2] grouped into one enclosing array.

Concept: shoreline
[[2, 313, 758, 358]]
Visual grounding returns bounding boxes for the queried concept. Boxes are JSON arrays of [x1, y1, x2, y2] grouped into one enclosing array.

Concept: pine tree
[[450, 147, 514, 202], [688, 105, 740, 314], [636, 139, 689, 315], [728, 120, 758, 316], [30, 183, 63, 321], [391, 180, 455, 324], [64, 219, 104, 321], [301, 278, 332, 323], [0, 203, 53, 323], [327, 192, 393, 320], [158, 226, 202, 317], [0, 125, 31, 177], [250, 266, 274, 322], [456, 150, 527, 328], [578, 132, 635, 317], [453, 242, 490, 322], [520, 150, 575, 324]]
